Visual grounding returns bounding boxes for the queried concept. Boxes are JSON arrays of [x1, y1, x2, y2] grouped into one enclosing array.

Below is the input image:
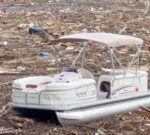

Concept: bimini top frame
[[51, 32, 143, 75]]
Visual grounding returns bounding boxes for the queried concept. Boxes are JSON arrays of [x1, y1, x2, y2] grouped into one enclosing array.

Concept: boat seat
[[77, 68, 95, 79]]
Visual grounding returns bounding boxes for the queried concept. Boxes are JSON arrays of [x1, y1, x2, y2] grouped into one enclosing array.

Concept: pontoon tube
[[56, 95, 150, 125]]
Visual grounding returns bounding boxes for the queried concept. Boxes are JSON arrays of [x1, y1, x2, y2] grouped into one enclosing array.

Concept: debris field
[[0, 0, 150, 134]]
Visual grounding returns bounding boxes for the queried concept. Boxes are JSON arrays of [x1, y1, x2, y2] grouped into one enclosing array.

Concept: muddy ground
[[0, 0, 150, 134]]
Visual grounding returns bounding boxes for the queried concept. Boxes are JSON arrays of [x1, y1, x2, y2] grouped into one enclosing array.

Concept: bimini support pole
[[136, 45, 141, 76], [128, 44, 142, 76], [81, 42, 88, 68], [71, 47, 84, 67], [71, 42, 88, 68], [111, 49, 126, 76], [109, 48, 115, 77], [128, 47, 140, 68]]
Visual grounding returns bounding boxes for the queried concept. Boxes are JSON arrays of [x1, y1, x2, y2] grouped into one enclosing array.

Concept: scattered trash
[[82, 28, 88, 32], [140, 128, 145, 132], [17, 23, 27, 29], [144, 1, 150, 14], [48, 0, 54, 3], [38, 51, 49, 58], [3, 41, 8, 46], [46, 59, 57, 72], [0, 104, 10, 119], [0, 127, 22, 135], [46, 67, 57, 72], [0, 41, 8, 46], [91, 7, 95, 12], [17, 66, 26, 72], [53, 128, 57, 131], [0, 67, 20, 74], [95, 128, 106, 135], [29, 24, 47, 34], [118, 26, 127, 34], [0, 0, 150, 135], [128, 112, 132, 115], [65, 46, 74, 51], [144, 123, 150, 127]]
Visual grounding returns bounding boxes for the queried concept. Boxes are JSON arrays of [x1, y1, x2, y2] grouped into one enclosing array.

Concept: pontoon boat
[[11, 33, 149, 125]]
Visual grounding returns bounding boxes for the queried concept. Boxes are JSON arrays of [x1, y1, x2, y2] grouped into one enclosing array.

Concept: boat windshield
[[62, 67, 78, 73]]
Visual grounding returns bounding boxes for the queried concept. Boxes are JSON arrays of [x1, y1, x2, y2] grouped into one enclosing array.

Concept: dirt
[[0, 0, 150, 134]]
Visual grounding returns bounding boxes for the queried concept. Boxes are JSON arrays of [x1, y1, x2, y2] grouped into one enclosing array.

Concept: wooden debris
[[137, 106, 150, 118], [7, 116, 35, 129], [0, 127, 22, 135], [0, 0, 150, 135], [0, 104, 10, 119], [0, 67, 20, 75], [0, 93, 11, 101], [8, 116, 35, 124], [118, 26, 127, 34], [140, 106, 150, 113]]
